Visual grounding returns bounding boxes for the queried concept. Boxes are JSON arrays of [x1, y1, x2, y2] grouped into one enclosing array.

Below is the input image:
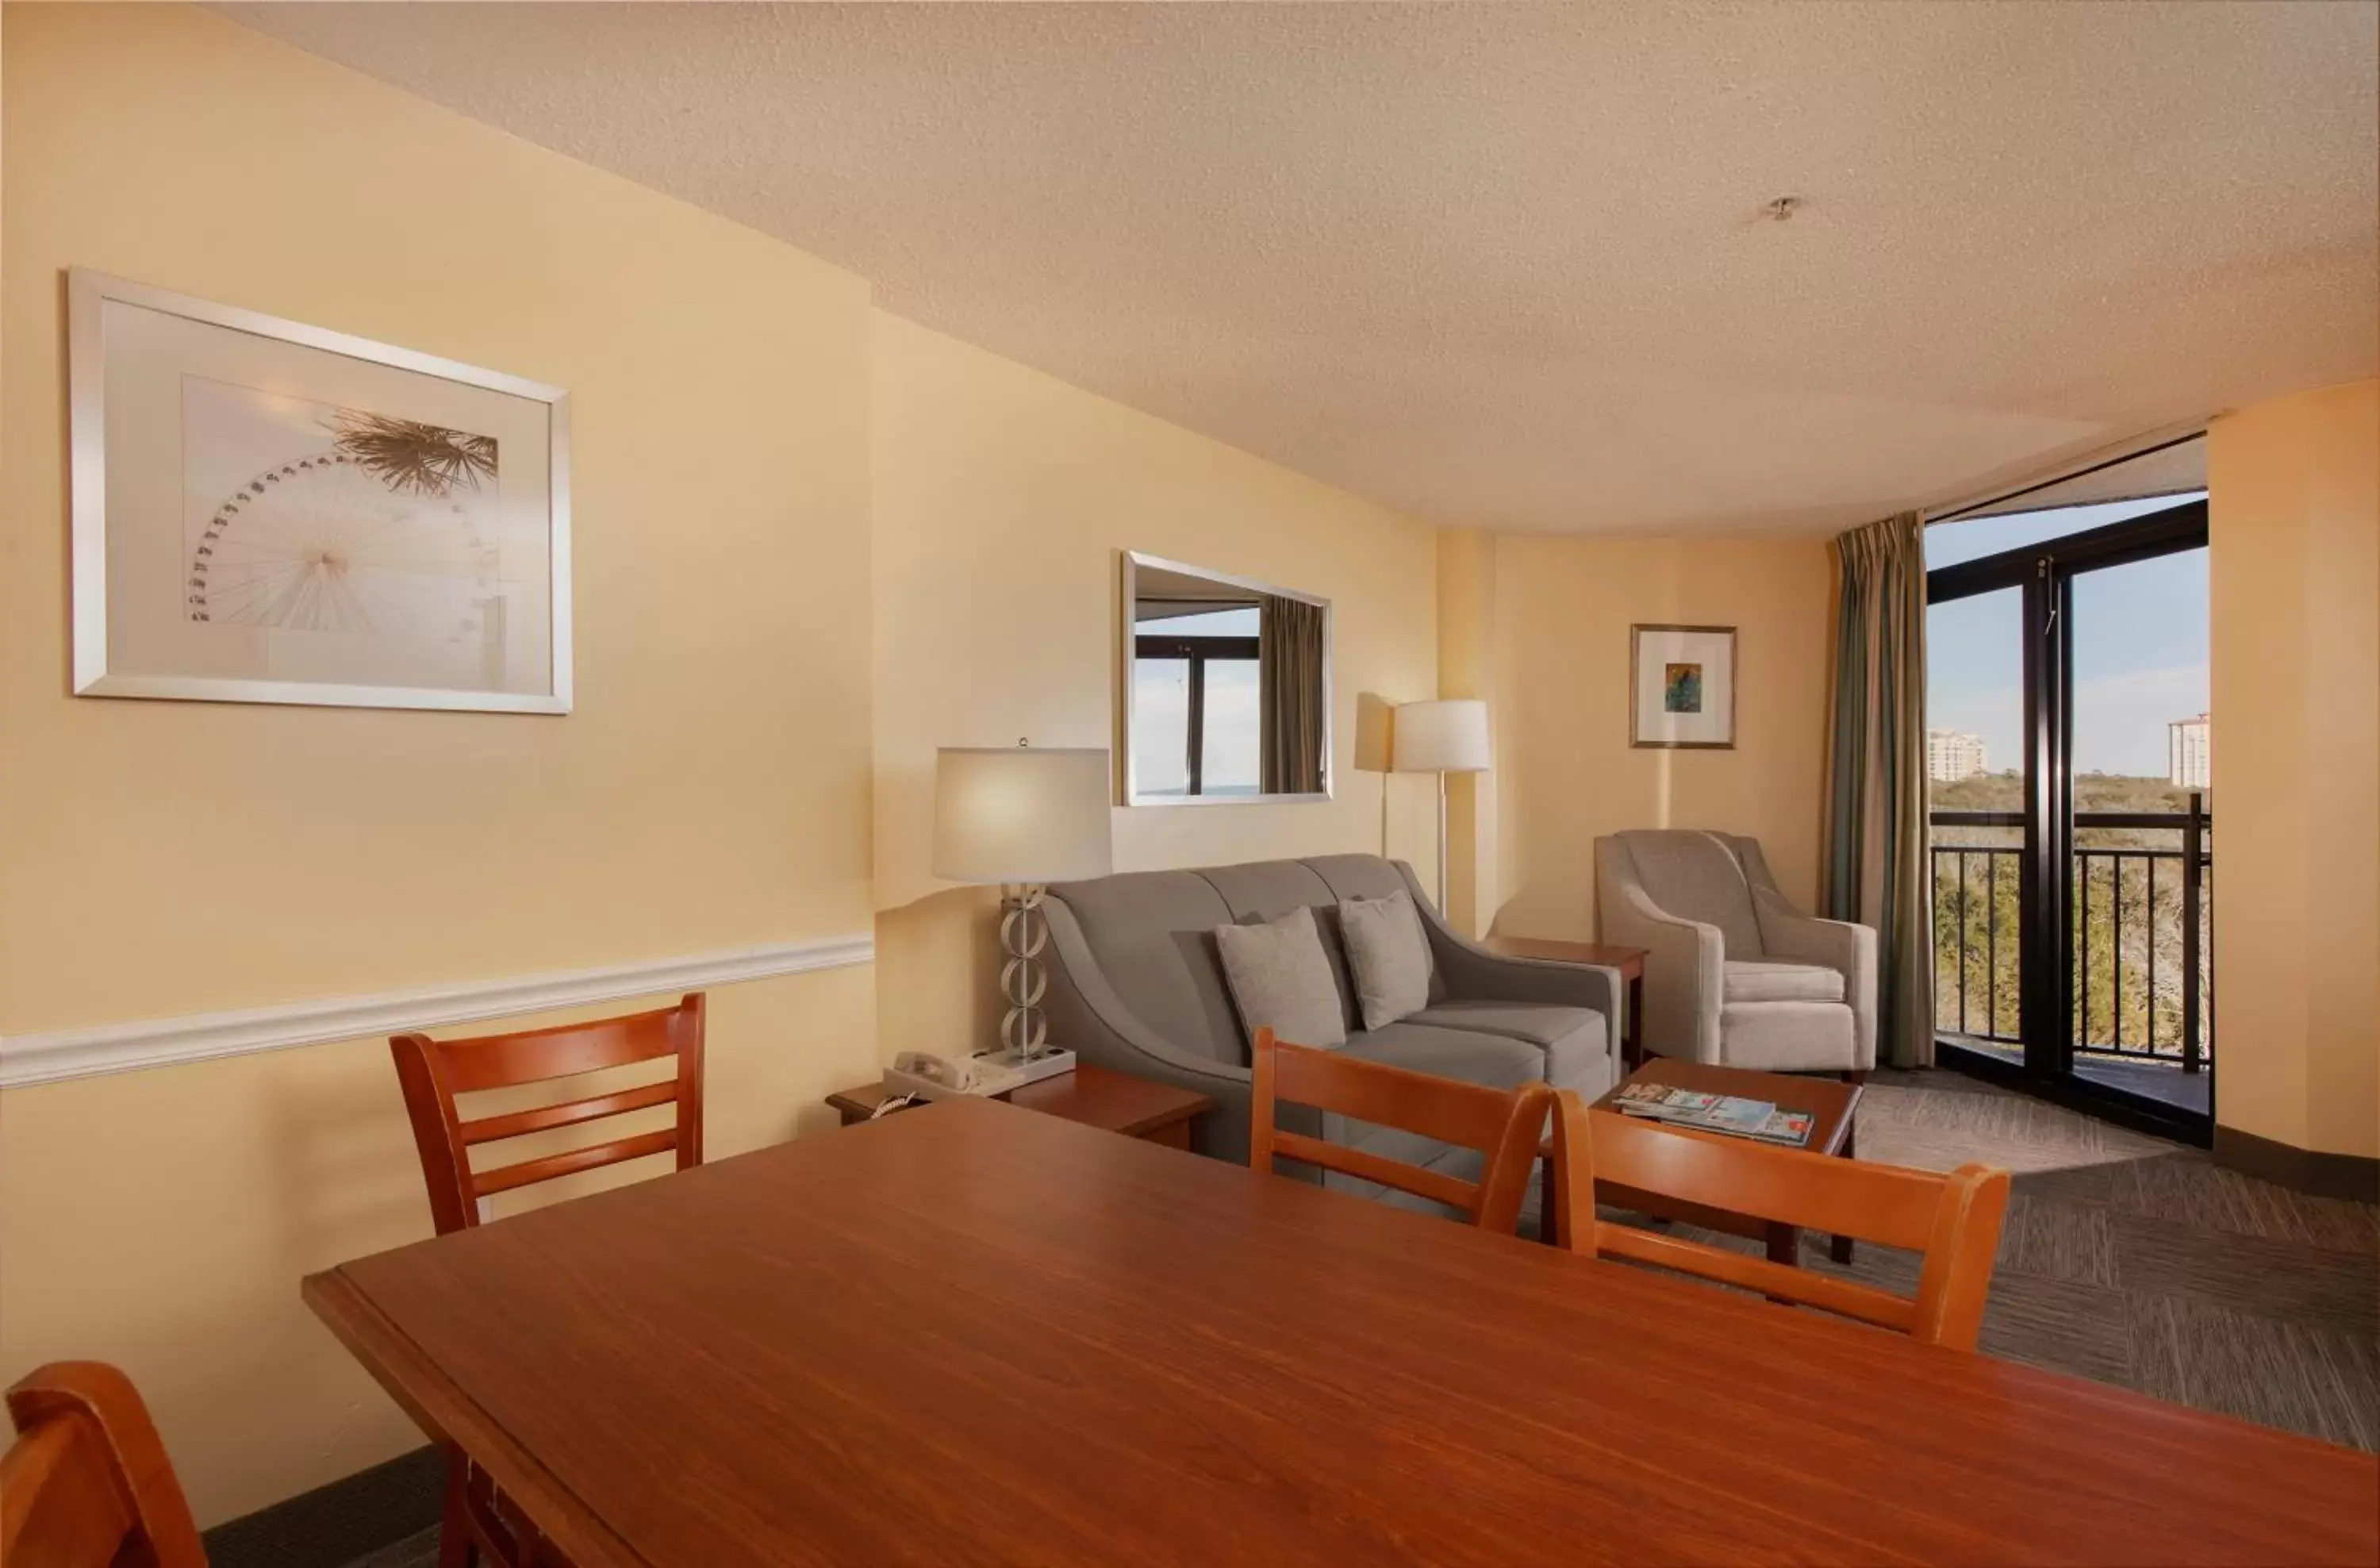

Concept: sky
[[1925, 495, 2209, 779], [1132, 605, 1261, 796]]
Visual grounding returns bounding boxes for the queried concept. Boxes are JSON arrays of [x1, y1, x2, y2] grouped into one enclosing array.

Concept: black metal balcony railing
[[1928, 796, 2212, 1072]]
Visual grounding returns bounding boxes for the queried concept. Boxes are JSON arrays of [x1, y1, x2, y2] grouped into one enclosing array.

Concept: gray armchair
[[1595, 830, 1876, 1074]]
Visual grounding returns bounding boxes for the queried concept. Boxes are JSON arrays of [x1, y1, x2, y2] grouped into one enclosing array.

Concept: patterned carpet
[[339, 1068, 2377, 1568], [350, 1528, 440, 1568], [1614, 1066, 2379, 1453]]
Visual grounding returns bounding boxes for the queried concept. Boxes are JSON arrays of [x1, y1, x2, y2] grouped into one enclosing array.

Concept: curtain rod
[[1927, 429, 2205, 526]]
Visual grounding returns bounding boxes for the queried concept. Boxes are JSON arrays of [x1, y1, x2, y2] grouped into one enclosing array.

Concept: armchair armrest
[[1038, 898, 1254, 1163], [1600, 884, 1725, 1064], [1753, 886, 1878, 1070]]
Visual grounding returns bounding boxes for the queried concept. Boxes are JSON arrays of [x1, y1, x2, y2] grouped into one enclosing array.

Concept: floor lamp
[[1391, 699, 1491, 913], [933, 743, 1114, 1083]]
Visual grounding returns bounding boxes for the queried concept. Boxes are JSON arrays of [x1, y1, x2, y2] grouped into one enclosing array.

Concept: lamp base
[[973, 1046, 1077, 1089]]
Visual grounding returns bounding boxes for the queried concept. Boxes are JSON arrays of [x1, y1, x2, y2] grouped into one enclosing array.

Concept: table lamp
[[1391, 699, 1491, 910], [934, 742, 1114, 1085]]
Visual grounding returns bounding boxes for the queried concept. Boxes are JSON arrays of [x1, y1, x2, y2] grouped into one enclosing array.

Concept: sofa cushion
[[1724, 960, 1845, 1005], [1043, 870, 1246, 1065], [1718, 1001, 1859, 1071], [1407, 1002, 1609, 1094], [1201, 860, 1366, 1032], [1215, 905, 1348, 1049], [1340, 890, 1434, 1030], [1338, 1020, 1545, 1090], [1618, 830, 1764, 957], [1303, 854, 1415, 905], [1305, 855, 1449, 1004]]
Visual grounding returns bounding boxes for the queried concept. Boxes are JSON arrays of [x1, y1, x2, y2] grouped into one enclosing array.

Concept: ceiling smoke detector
[[1763, 195, 1804, 222]]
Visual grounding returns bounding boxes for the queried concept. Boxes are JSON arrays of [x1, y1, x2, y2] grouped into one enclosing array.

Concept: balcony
[[1929, 797, 2212, 1116]]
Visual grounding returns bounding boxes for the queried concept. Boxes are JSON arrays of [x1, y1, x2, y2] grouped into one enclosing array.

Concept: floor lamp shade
[[1393, 700, 1491, 774], [933, 747, 1114, 885]]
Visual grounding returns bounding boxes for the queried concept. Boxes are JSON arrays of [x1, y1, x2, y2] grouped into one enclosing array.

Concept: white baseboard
[[0, 933, 875, 1090]]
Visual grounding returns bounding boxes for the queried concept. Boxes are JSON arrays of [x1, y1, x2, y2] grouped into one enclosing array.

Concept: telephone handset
[[883, 1049, 1030, 1105]]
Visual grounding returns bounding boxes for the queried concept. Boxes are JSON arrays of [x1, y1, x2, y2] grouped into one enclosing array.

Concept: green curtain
[[1824, 512, 1933, 1067], [1259, 595, 1327, 794]]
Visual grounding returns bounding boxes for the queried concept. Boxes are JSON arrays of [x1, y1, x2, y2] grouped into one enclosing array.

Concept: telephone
[[883, 1049, 1031, 1104], [881, 1046, 1079, 1105]]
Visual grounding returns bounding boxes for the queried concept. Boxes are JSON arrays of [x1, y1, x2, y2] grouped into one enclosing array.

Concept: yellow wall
[[15, 2, 2363, 1542], [1436, 528, 1502, 937], [2, 10, 1444, 1523], [2208, 379, 2379, 1159], [1, 6, 881, 1524], [1478, 535, 1837, 940], [869, 313, 1442, 1056]]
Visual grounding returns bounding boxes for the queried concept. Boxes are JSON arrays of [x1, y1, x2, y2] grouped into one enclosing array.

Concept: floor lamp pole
[[1435, 771, 1449, 913]]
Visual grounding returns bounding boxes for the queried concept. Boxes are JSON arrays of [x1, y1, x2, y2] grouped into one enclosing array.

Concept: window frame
[[1132, 632, 1259, 797], [1926, 495, 2213, 1144]]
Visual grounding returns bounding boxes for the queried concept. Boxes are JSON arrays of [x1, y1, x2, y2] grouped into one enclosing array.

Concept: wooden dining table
[[305, 1096, 2378, 1566]]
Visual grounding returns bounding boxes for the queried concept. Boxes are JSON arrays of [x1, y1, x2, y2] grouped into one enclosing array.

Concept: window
[[1922, 490, 2215, 1136], [1130, 605, 1260, 797], [1924, 492, 2205, 571]]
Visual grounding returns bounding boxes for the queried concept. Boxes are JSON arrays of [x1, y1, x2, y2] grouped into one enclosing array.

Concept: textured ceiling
[[221, 2, 2378, 536]]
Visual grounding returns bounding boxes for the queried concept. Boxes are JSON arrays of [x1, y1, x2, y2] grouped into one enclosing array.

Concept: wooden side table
[[1482, 936, 1649, 1070], [827, 1063, 1215, 1149]]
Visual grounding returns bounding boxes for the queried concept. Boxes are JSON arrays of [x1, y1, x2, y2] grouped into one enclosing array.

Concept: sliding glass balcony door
[[1924, 494, 2213, 1142]]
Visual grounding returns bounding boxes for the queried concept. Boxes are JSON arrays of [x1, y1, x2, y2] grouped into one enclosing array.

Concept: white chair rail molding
[[0, 933, 874, 1089]]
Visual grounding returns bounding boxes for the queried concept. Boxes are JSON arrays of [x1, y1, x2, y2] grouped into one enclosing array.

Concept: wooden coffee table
[[827, 1063, 1214, 1149], [1543, 1057, 1864, 1266]]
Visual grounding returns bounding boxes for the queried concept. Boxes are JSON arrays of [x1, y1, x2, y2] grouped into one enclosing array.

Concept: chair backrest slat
[[429, 1009, 685, 1093], [391, 993, 706, 1235], [1587, 1110, 1948, 1249], [460, 1078, 681, 1146], [472, 1128, 681, 1200], [1595, 1228, 1920, 1335], [1250, 1029, 1549, 1233], [2, 1362, 205, 1568], [1269, 1130, 1484, 1214], [1551, 1090, 2009, 1350]]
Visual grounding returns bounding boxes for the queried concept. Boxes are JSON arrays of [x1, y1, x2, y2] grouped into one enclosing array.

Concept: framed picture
[[68, 268, 570, 713], [1630, 624, 1736, 748]]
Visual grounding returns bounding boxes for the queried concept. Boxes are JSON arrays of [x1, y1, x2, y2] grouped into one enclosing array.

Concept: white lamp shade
[[933, 747, 1114, 885], [1392, 699, 1491, 774]]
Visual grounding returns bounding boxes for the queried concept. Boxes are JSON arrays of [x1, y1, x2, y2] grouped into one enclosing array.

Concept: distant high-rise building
[[1927, 729, 1988, 784], [2169, 713, 2212, 789]]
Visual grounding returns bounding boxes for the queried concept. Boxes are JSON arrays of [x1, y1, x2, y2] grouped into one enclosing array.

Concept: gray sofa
[[1039, 854, 1622, 1214]]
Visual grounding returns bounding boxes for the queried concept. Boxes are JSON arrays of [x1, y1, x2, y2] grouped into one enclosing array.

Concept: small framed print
[[1630, 624, 1736, 749], [68, 268, 571, 713]]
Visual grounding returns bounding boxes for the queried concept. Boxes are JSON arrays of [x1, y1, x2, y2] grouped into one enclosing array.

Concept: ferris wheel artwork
[[184, 386, 508, 647], [70, 268, 570, 713]]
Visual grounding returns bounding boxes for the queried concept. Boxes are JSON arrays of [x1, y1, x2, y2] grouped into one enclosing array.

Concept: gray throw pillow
[[1339, 890, 1434, 1031], [1214, 905, 1348, 1049]]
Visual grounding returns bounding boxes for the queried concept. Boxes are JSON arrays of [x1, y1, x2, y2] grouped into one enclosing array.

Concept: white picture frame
[[69, 268, 572, 713], [1630, 624, 1736, 749], [1119, 551, 1334, 806]]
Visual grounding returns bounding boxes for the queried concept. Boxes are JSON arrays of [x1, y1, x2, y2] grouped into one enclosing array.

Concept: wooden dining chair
[[1249, 1028, 1552, 1234], [391, 993, 704, 1568], [390, 993, 706, 1236], [2, 1361, 206, 1568], [1547, 1090, 2010, 1349]]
